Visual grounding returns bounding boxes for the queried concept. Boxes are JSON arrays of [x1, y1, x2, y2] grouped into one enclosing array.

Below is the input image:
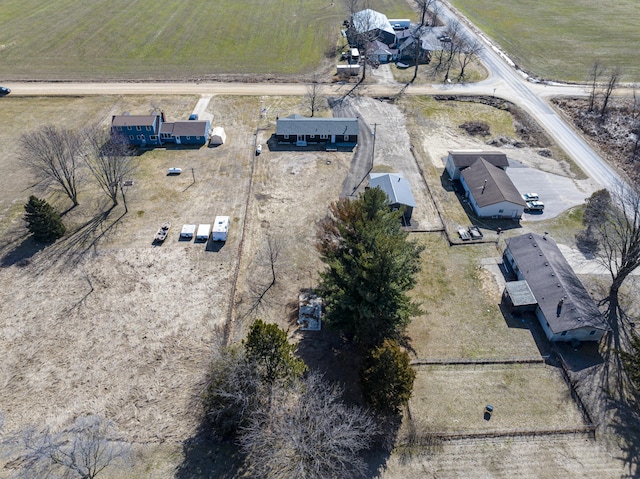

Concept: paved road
[[0, 5, 625, 193]]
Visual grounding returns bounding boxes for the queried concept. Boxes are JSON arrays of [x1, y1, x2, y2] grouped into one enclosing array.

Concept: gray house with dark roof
[[369, 173, 416, 224], [112, 113, 210, 147], [275, 114, 358, 147], [445, 150, 510, 180], [503, 233, 609, 342], [460, 158, 526, 219]]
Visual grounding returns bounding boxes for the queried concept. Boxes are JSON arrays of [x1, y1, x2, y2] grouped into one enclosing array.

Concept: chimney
[[556, 298, 564, 317]]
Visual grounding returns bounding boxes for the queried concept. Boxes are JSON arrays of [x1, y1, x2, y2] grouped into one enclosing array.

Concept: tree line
[[204, 188, 424, 478]]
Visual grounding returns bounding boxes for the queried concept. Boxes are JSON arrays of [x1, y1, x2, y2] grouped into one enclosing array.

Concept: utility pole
[[371, 123, 377, 169]]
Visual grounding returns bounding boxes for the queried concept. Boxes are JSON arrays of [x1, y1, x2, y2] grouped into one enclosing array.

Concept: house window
[[116, 126, 122, 132], [589, 330, 596, 335], [561, 331, 567, 336], [146, 126, 151, 131], [196, 136, 201, 140], [136, 126, 141, 131], [320, 134, 328, 139], [137, 135, 144, 140], [310, 134, 315, 138], [498, 209, 504, 213], [344, 135, 349, 141], [129, 135, 134, 140], [284, 135, 289, 140], [150, 135, 158, 141], [186, 136, 190, 140]]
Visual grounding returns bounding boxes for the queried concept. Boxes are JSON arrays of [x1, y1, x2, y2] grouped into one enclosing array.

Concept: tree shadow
[[0, 233, 48, 268], [174, 423, 245, 479]]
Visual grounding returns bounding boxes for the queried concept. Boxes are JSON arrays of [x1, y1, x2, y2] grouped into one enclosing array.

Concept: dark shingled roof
[[505, 233, 609, 334], [276, 114, 359, 137], [111, 115, 157, 127], [461, 158, 526, 208], [160, 120, 209, 137], [448, 150, 509, 170]]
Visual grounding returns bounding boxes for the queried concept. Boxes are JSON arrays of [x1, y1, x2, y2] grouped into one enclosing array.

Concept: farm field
[[0, 0, 413, 80], [450, 0, 640, 82]]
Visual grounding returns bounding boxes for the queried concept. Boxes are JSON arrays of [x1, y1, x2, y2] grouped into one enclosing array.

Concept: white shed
[[209, 127, 226, 146], [212, 216, 230, 242]]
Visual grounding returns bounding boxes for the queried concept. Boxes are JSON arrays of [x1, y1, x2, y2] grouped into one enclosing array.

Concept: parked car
[[521, 192, 539, 201], [0, 86, 10, 96], [525, 200, 545, 211], [256, 144, 262, 155], [167, 167, 182, 175], [188, 114, 198, 120], [439, 36, 452, 42]]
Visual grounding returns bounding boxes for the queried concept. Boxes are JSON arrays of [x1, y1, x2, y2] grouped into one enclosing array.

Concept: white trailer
[[180, 224, 196, 239], [212, 216, 230, 242], [196, 223, 211, 242]]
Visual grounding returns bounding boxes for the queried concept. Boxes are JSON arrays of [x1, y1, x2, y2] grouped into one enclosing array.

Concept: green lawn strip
[[408, 234, 540, 360], [450, 0, 640, 82], [410, 367, 586, 433]]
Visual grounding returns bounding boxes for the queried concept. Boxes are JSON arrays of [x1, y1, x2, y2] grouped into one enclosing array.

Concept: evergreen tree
[[317, 187, 424, 347], [243, 319, 306, 387], [23, 195, 66, 242], [360, 339, 416, 415]]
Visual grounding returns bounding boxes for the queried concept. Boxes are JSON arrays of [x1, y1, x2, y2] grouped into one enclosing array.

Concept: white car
[[522, 193, 539, 201], [525, 200, 545, 211], [256, 144, 262, 155], [167, 167, 182, 175]]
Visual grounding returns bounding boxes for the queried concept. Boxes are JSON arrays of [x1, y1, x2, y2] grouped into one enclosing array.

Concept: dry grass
[[408, 234, 540, 360]]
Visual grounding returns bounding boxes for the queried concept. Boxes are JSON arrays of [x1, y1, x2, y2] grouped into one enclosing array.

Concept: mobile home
[[196, 224, 211, 242], [212, 216, 230, 242]]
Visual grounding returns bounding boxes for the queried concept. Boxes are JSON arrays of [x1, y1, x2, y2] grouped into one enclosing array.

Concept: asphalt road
[[0, 4, 625, 193]]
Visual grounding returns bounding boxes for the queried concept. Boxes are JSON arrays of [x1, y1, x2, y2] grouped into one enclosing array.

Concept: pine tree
[[24, 195, 66, 242], [317, 187, 424, 347], [243, 319, 306, 387], [360, 339, 416, 415]]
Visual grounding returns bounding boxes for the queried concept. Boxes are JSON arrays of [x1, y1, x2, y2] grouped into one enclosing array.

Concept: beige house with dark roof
[[460, 158, 526, 219]]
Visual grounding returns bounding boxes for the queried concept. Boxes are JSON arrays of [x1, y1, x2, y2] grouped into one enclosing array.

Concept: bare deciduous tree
[[600, 66, 622, 119], [245, 235, 286, 317], [20, 125, 84, 207], [343, 0, 361, 16], [5, 415, 132, 479], [239, 373, 379, 479], [203, 345, 260, 438], [589, 181, 640, 304], [304, 76, 325, 118], [587, 61, 605, 112], [456, 37, 483, 81], [84, 127, 137, 210], [415, 0, 436, 27]]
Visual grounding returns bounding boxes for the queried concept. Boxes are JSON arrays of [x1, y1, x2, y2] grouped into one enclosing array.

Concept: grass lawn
[[0, 0, 413, 80], [410, 366, 586, 433], [408, 234, 541, 360], [450, 0, 640, 82]]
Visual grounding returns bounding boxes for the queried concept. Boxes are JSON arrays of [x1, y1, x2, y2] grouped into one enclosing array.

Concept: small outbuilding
[[209, 127, 226, 146], [369, 172, 417, 225]]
